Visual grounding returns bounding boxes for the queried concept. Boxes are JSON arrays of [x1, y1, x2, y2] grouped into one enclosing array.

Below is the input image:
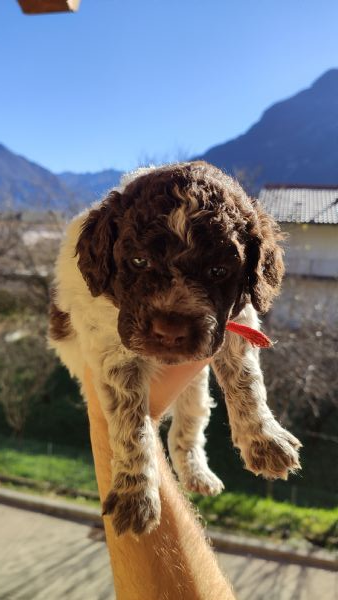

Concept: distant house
[[258, 184, 338, 326], [259, 184, 338, 278]]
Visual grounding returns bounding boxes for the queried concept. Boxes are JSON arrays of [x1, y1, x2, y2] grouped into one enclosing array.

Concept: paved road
[[0, 504, 337, 600]]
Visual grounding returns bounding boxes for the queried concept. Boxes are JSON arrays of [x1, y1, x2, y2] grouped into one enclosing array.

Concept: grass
[[0, 436, 97, 492], [0, 435, 337, 551], [194, 493, 338, 550]]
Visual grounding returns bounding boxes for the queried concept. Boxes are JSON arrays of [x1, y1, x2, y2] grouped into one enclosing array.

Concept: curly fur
[[49, 161, 300, 536]]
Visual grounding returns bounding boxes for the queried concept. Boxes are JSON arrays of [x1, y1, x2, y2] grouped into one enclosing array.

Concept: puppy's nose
[[152, 317, 189, 348]]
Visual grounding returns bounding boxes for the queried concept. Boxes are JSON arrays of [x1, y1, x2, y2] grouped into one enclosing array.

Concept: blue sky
[[1, 0, 338, 174]]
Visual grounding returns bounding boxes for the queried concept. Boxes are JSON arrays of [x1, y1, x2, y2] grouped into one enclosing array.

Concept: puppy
[[49, 161, 301, 535]]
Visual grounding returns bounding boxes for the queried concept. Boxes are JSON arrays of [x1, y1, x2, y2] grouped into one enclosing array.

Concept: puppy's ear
[[246, 204, 285, 313], [76, 191, 122, 297]]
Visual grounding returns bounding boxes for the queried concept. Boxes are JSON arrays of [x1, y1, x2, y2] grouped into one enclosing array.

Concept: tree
[[0, 211, 63, 310], [261, 324, 338, 433], [0, 327, 56, 437]]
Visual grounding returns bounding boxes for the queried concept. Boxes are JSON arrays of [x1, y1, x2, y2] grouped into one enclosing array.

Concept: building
[[258, 184, 338, 326]]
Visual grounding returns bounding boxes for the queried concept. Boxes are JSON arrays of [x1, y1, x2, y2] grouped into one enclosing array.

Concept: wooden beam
[[17, 0, 81, 14]]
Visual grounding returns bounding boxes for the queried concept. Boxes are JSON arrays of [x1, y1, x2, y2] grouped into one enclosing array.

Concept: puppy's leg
[[168, 366, 224, 496], [212, 305, 301, 480], [94, 360, 161, 536]]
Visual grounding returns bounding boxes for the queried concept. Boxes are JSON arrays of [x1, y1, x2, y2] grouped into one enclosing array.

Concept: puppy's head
[[76, 161, 284, 363]]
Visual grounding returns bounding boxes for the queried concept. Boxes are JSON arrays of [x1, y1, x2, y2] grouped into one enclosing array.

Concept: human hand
[[149, 358, 212, 420]]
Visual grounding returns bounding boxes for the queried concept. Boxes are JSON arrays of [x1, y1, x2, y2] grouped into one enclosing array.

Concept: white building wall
[[282, 224, 338, 278]]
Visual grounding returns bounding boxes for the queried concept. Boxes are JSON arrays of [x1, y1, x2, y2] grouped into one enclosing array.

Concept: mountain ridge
[[0, 143, 74, 211], [0, 143, 123, 212], [198, 69, 338, 190], [1, 68, 338, 210]]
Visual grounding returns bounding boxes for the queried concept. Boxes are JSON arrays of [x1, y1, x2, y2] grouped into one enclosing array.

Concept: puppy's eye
[[208, 266, 228, 279], [131, 257, 150, 269]]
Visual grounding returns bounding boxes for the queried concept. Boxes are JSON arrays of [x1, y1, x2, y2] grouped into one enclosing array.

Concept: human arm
[[85, 361, 236, 600]]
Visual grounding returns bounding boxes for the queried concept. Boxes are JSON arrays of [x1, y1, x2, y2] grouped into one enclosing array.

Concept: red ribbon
[[226, 321, 272, 348]]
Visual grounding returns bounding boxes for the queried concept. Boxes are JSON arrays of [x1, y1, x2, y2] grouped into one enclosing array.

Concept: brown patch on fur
[[75, 190, 123, 297], [106, 389, 119, 414], [76, 161, 285, 362], [243, 438, 301, 480], [245, 202, 285, 313], [49, 290, 73, 341], [102, 489, 160, 535], [113, 472, 148, 491], [108, 361, 144, 393]]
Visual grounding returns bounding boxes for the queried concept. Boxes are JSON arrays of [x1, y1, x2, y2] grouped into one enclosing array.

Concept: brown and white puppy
[[49, 161, 301, 536]]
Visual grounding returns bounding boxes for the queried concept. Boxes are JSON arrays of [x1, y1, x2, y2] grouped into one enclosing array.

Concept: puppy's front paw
[[102, 488, 161, 536], [182, 468, 224, 496], [239, 424, 301, 480]]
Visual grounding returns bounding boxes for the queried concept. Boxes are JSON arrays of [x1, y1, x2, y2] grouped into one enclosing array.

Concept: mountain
[[58, 169, 123, 205], [2, 69, 338, 211], [0, 143, 75, 211], [0, 143, 123, 212], [198, 69, 338, 190]]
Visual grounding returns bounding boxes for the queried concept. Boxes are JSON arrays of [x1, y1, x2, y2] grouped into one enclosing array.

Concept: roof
[[258, 184, 338, 224]]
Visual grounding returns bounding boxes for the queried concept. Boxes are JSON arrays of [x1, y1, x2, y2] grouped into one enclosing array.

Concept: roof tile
[[258, 186, 338, 224]]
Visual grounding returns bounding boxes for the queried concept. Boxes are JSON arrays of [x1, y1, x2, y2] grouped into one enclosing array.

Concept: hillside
[[198, 69, 338, 190], [0, 144, 74, 211], [2, 69, 338, 210], [58, 169, 123, 205], [0, 144, 122, 212]]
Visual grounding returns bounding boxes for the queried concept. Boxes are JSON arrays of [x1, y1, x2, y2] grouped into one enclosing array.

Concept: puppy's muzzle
[[151, 315, 189, 349]]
